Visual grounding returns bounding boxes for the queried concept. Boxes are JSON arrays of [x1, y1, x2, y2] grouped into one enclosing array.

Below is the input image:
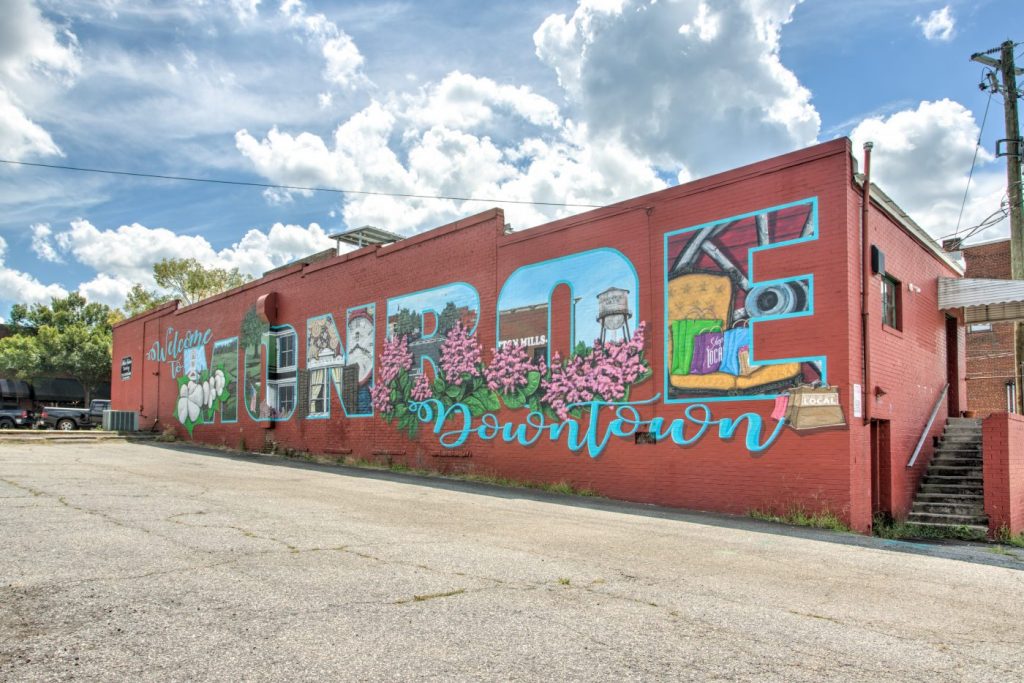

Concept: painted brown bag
[[783, 385, 846, 430]]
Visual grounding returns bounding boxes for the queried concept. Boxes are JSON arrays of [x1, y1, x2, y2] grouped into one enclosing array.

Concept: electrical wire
[[955, 203, 1009, 243], [937, 200, 1009, 243], [954, 82, 994, 237], [0, 158, 605, 209]]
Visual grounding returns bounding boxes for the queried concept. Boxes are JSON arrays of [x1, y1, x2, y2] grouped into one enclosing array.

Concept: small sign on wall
[[120, 356, 133, 381], [852, 383, 862, 419]]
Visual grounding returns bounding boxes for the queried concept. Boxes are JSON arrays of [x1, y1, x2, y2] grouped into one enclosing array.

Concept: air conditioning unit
[[102, 410, 138, 432]]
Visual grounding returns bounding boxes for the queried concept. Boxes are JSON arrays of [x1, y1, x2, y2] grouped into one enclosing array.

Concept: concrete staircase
[[906, 418, 988, 537]]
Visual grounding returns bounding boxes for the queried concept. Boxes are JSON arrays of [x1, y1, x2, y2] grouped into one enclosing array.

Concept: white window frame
[[277, 333, 297, 371]]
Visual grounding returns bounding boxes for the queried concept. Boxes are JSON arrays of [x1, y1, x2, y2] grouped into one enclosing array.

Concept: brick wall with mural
[[112, 138, 964, 532]]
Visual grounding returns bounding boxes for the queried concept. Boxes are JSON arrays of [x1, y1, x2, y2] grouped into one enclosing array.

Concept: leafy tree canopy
[[0, 293, 118, 403], [125, 258, 253, 316], [124, 283, 171, 318], [438, 302, 461, 336], [154, 257, 250, 306], [393, 307, 421, 339]]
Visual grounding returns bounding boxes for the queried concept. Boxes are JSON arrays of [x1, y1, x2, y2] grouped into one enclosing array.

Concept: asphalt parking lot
[[2, 441, 1023, 681]]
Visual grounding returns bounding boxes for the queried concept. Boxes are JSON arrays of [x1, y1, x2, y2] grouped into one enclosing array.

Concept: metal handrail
[[907, 383, 949, 469]]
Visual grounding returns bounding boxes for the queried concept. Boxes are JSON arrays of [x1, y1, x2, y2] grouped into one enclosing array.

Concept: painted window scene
[[665, 200, 821, 400], [386, 283, 479, 373], [497, 249, 639, 361], [265, 327, 298, 418], [305, 308, 376, 417]]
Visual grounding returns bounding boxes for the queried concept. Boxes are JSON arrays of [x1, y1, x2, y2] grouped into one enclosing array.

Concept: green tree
[[124, 283, 171, 317], [437, 301, 461, 336], [125, 258, 253, 317], [0, 293, 116, 404], [153, 257, 250, 306], [393, 307, 421, 339], [240, 305, 266, 359]]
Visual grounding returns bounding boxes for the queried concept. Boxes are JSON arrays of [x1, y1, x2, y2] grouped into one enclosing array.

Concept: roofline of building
[[503, 138, 853, 244], [854, 174, 964, 276], [116, 138, 962, 327], [113, 299, 180, 329], [961, 235, 1010, 249]]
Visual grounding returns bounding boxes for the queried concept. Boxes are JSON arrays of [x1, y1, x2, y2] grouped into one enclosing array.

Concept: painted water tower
[[597, 287, 632, 343]]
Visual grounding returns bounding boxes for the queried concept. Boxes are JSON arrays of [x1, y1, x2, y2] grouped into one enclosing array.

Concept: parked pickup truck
[[37, 400, 111, 430], [0, 408, 34, 429]]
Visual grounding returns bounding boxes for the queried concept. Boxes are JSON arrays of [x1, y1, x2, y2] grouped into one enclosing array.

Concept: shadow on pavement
[[137, 440, 1024, 572]]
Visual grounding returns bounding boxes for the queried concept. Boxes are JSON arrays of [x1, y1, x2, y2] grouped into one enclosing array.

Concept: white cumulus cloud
[[43, 218, 337, 308], [236, 0, 819, 235], [0, 0, 81, 159], [914, 6, 955, 42], [77, 272, 135, 308], [236, 94, 665, 234], [280, 0, 367, 90], [533, 0, 819, 176], [229, 0, 261, 23], [30, 222, 62, 262], [400, 71, 563, 132], [0, 235, 68, 308], [850, 99, 1007, 242]]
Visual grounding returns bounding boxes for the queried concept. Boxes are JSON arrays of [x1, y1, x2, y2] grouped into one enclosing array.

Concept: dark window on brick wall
[[881, 275, 901, 330], [278, 334, 296, 370]]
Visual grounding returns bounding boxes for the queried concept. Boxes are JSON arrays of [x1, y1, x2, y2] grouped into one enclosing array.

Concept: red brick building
[[961, 238, 1018, 415], [114, 138, 1009, 533]]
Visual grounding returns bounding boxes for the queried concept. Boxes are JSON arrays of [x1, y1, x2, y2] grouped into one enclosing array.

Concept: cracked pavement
[[1, 442, 1023, 681]]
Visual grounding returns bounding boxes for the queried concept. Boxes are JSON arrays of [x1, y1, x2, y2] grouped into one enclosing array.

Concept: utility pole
[[971, 40, 1024, 413]]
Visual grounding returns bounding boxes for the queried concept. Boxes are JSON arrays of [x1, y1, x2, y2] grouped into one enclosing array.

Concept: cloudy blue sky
[[0, 0, 1021, 318]]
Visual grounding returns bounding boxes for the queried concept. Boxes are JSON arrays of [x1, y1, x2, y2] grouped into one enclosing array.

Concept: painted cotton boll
[[178, 381, 203, 422]]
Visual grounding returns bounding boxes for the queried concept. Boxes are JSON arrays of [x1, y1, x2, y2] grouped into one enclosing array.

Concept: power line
[[954, 81, 994, 237], [0, 158, 605, 209]]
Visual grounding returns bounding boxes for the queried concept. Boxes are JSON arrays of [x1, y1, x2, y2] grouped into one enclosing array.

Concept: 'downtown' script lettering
[[408, 395, 785, 458]]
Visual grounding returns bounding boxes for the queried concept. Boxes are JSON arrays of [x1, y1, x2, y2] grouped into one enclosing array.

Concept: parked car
[[37, 400, 111, 430], [0, 407, 34, 429]]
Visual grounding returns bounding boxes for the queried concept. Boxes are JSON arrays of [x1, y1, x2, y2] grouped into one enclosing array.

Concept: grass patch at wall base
[[748, 506, 850, 532], [994, 525, 1024, 548], [277, 450, 600, 499]]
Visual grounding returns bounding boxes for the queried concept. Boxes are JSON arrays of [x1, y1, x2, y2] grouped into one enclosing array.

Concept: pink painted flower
[[541, 322, 648, 421], [370, 379, 393, 414], [439, 322, 483, 386], [485, 342, 543, 394], [378, 334, 413, 386], [410, 372, 433, 401]]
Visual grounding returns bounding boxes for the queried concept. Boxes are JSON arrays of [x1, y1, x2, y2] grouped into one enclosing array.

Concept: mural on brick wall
[[664, 198, 823, 402], [146, 327, 212, 379], [173, 335, 237, 435], [366, 251, 776, 456], [163, 200, 843, 448], [305, 305, 376, 418]]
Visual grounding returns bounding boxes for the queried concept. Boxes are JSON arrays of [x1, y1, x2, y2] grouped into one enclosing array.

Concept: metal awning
[[32, 378, 85, 402], [0, 379, 31, 399], [939, 277, 1024, 323]]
